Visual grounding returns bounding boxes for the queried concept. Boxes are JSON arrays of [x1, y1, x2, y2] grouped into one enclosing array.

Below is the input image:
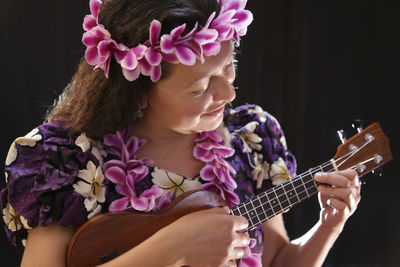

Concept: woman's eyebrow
[[185, 53, 235, 87]]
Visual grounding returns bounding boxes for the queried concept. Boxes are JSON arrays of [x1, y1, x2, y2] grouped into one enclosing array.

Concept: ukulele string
[[241, 156, 374, 230], [237, 161, 334, 230], [334, 137, 373, 170]]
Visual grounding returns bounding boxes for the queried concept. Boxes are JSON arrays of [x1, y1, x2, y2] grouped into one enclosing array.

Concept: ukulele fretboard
[[230, 160, 334, 230]]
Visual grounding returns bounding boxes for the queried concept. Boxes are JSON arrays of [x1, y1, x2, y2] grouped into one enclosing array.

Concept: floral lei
[[82, 0, 253, 82], [102, 129, 240, 211]]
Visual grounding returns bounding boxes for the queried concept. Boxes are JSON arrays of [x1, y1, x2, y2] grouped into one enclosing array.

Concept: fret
[[253, 196, 267, 222], [230, 207, 241, 216], [266, 190, 281, 214], [282, 182, 298, 206], [321, 161, 333, 173], [274, 186, 291, 211], [303, 171, 318, 195], [300, 175, 310, 197], [259, 193, 275, 218], [248, 198, 261, 227], [244, 201, 256, 222], [309, 169, 319, 191], [319, 165, 325, 173], [238, 205, 249, 220], [292, 178, 309, 201]]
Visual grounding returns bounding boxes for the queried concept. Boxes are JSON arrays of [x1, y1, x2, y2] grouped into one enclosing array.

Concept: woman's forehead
[[167, 41, 234, 85]]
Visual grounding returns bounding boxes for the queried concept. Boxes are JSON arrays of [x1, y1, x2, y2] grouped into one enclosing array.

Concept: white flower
[[151, 167, 202, 197], [73, 161, 106, 216], [2, 203, 31, 232], [91, 144, 107, 166], [251, 153, 271, 189], [236, 121, 263, 153], [5, 143, 18, 166], [75, 133, 107, 166], [248, 105, 267, 123], [87, 201, 103, 219], [270, 157, 292, 185], [5, 128, 42, 166], [75, 133, 92, 152], [217, 124, 233, 149]]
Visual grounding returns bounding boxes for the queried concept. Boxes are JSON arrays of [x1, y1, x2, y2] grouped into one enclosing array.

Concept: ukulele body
[[67, 190, 226, 267]]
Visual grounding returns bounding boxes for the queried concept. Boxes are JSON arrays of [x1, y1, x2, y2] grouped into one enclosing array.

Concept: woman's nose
[[212, 77, 236, 103]]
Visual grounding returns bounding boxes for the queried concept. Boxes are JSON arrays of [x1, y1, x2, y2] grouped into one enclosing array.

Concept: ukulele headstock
[[333, 122, 393, 177]]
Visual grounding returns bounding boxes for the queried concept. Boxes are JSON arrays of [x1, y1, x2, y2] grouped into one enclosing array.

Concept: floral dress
[[1, 104, 296, 266]]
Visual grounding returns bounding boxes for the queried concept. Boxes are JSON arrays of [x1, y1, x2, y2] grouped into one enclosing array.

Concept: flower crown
[[82, 0, 253, 82]]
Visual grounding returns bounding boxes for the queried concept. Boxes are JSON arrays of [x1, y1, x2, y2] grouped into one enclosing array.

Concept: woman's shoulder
[[221, 104, 297, 193], [223, 104, 287, 144], [1, 119, 107, 246]]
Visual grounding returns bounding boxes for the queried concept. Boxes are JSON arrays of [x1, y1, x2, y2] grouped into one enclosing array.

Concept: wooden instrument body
[[67, 190, 226, 267]]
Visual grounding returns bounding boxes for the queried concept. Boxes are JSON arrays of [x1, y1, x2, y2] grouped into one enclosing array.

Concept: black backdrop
[[1, 1, 399, 266]]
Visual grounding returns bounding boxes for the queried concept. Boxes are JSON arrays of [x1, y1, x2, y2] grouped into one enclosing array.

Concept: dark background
[[0, 0, 398, 266]]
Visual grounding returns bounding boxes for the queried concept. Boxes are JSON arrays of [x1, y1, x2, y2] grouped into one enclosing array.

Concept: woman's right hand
[[158, 206, 250, 267]]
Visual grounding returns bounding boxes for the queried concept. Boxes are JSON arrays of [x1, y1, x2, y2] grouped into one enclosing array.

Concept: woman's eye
[[192, 87, 208, 96], [191, 81, 210, 95]]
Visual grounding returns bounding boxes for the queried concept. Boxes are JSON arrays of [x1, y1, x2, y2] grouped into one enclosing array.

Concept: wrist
[[316, 219, 344, 237], [155, 224, 186, 266]]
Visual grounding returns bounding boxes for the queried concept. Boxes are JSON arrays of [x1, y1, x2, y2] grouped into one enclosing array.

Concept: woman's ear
[[140, 98, 148, 109]]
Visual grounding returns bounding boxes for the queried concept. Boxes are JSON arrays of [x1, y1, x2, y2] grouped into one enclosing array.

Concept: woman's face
[[142, 41, 236, 135]]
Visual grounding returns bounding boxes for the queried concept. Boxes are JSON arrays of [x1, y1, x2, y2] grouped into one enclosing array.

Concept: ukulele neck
[[230, 160, 334, 231]]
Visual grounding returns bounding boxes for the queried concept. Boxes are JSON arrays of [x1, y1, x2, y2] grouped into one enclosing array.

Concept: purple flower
[[103, 130, 166, 212], [201, 182, 240, 208], [192, 13, 220, 59], [160, 23, 201, 66], [213, 0, 254, 43], [238, 237, 262, 266], [194, 130, 240, 207], [82, 0, 101, 32]]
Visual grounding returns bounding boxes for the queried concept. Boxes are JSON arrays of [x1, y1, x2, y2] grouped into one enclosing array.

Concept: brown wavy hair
[[46, 0, 220, 140]]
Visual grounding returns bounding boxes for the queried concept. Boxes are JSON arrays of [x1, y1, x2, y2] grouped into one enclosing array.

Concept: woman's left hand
[[314, 169, 361, 231]]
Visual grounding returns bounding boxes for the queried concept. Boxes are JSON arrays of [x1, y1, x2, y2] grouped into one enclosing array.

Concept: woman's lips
[[204, 105, 225, 116]]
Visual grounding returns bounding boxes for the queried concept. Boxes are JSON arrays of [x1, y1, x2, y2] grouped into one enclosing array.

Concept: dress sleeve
[[224, 104, 297, 200], [0, 120, 105, 246]]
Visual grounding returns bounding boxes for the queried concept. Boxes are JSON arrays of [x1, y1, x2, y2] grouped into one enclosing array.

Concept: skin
[[20, 41, 361, 266]]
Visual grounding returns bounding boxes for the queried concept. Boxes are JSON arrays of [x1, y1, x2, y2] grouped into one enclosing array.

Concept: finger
[[232, 216, 249, 232], [232, 232, 251, 247], [314, 170, 358, 187], [232, 247, 245, 260], [326, 198, 354, 219], [318, 186, 360, 210], [314, 172, 349, 187], [226, 259, 238, 267]]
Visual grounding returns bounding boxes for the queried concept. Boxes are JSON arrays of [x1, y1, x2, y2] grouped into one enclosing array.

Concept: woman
[[1, 0, 361, 266]]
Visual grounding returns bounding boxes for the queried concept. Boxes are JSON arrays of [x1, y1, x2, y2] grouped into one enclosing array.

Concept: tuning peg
[[352, 119, 364, 133], [337, 129, 347, 144], [371, 167, 383, 177]]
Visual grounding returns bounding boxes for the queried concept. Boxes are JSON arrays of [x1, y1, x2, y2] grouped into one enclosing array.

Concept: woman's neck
[[129, 118, 204, 177]]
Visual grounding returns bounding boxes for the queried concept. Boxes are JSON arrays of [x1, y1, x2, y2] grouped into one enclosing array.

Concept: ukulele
[[66, 122, 393, 267]]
